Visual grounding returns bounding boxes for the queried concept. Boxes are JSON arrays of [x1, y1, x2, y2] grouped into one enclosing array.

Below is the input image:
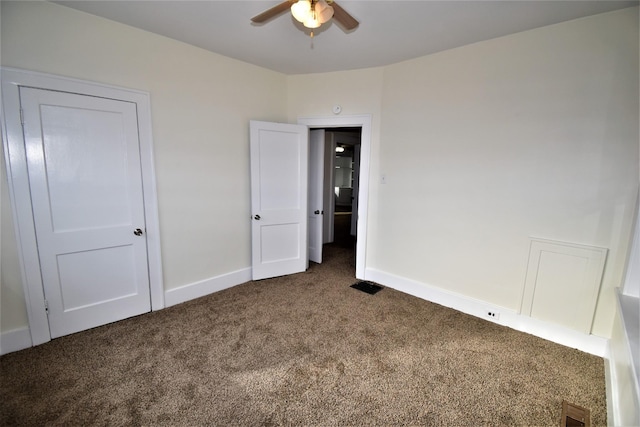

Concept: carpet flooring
[[0, 244, 606, 426]]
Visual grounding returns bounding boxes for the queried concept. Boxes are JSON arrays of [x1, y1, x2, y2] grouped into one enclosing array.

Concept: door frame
[[298, 115, 371, 279], [1, 68, 164, 346]]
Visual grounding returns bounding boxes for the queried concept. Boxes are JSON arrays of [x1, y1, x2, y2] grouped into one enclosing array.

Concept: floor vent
[[350, 281, 383, 295], [561, 400, 590, 427]]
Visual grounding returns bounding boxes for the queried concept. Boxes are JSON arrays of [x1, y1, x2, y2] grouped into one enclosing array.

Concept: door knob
[[134, 228, 143, 236], [254, 215, 261, 220], [314, 210, 320, 215]]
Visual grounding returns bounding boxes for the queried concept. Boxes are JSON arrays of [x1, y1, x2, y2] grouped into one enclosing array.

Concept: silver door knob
[[134, 228, 143, 236]]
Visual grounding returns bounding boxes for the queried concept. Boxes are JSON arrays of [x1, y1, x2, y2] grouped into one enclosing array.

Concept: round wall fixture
[[332, 105, 342, 115]]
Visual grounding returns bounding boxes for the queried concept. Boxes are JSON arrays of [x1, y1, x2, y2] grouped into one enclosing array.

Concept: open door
[[308, 129, 325, 264], [250, 120, 309, 280], [351, 144, 361, 236]]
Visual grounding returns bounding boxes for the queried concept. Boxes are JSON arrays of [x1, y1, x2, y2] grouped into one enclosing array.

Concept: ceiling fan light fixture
[[292, 0, 333, 29], [303, 17, 322, 29], [291, 0, 312, 23], [315, 0, 334, 23], [252, 0, 359, 34]]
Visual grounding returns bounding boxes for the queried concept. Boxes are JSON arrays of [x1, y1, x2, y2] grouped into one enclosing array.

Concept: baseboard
[[0, 327, 32, 355], [1, 269, 253, 353], [164, 268, 252, 308], [606, 292, 640, 427], [604, 347, 617, 427], [365, 268, 608, 357]]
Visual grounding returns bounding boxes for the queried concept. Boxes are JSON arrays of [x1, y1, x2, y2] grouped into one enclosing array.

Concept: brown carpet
[[0, 244, 606, 426]]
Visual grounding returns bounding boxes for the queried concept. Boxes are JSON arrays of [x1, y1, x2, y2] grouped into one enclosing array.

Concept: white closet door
[[20, 87, 151, 338]]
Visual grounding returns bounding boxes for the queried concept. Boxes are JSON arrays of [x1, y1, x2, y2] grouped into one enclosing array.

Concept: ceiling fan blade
[[251, 1, 294, 23], [330, 1, 359, 31]]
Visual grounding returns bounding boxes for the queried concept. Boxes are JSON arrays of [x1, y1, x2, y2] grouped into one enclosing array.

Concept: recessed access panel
[[521, 238, 607, 334]]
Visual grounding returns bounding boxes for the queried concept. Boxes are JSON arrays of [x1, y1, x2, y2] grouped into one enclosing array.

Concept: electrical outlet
[[485, 310, 500, 320]]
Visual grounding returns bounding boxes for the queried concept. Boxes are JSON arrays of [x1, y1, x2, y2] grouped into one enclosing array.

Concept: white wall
[[608, 189, 639, 425], [287, 67, 385, 261], [287, 7, 639, 340], [0, 156, 28, 331], [608, 296, 640, 426], [622, 194, 640, 298], [1, 1, 638, 348], [0, 1, 288, 333], [373, 7, 638, 338]]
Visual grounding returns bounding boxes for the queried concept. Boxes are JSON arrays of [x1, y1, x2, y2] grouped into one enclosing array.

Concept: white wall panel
[[521, 238, 607, 333]]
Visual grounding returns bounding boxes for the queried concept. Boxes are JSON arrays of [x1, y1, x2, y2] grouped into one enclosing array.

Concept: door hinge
[[44, 299, 49, 314], [19, 108, 25, 126]]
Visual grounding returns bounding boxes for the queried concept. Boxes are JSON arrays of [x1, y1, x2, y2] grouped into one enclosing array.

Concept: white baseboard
[[164, 268, 252, 308], [365, 268, 608, 357], [607, 293, 640, 427], [606, 336, 633, 427], [2, 267, 609, 359], [604, 348, 617, 427], [0, 327, 32, 355], [0, 269, 253, 354]]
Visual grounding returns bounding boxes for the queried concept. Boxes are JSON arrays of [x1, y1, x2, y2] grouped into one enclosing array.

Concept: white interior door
[[351, 144, 361, 236], [250, 120, 309, 280], [20, 87, 151, 339], [323, 132, 336, 244], [308, 130, 325, 264]]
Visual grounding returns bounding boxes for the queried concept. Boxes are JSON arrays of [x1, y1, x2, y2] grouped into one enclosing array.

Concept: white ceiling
[[54, 0, 638, 75]]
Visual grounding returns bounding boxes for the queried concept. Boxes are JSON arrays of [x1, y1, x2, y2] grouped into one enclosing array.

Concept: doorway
[[298, 115, 371, 280], [326, 128, 361, 253]]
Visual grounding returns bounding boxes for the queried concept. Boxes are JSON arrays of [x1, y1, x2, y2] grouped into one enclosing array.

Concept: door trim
[[297, 115, 371, 279], [1, 68, 164, 346]]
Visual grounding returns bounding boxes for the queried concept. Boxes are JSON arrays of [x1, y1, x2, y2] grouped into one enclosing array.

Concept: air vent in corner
[[350, 281, 383, 295]]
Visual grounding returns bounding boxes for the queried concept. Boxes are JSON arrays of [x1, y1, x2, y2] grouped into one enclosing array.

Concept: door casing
[[1, 68, 164, 346], [298, 115, 372, 279]]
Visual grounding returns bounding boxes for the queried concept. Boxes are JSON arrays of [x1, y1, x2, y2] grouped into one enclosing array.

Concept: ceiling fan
[[251, 0, 359, 35]]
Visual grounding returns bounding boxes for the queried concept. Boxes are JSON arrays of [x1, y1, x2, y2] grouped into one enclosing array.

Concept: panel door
[[20, 87, 151, 338], [308, 129, 325, 264], [249, 120, 309, 280], [351, 143, 361, 237]]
